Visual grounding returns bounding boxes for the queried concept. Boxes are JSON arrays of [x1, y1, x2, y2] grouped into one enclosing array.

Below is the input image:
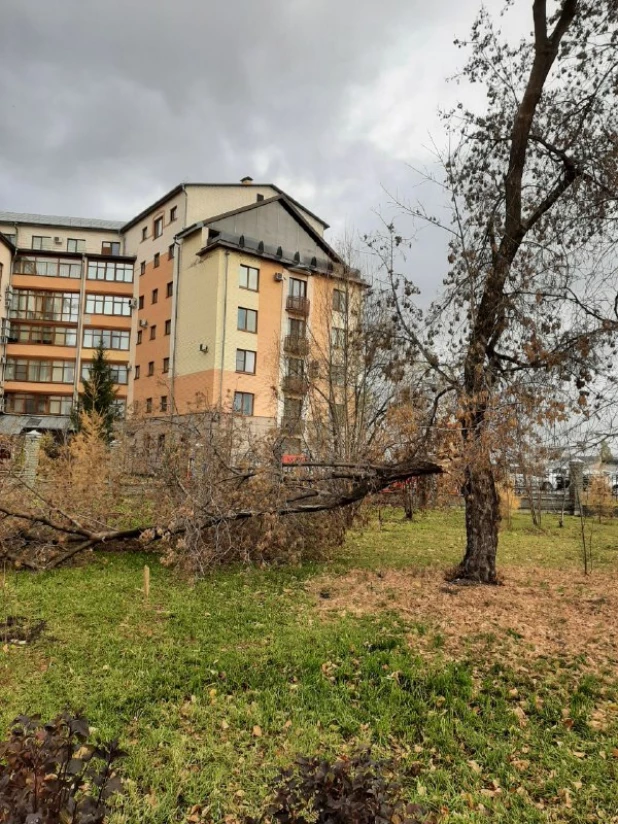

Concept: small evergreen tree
[[73, 343, 118, 443]]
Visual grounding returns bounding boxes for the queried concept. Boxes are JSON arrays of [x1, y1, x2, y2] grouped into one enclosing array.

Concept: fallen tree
[[0, 455, 442, 572]]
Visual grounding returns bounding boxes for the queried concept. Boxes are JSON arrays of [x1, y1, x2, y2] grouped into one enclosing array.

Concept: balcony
[[282, 374, 309, 395], [281, 416, 304, 436], [286, 295, 310, 316], [283, 335, 309, 356]]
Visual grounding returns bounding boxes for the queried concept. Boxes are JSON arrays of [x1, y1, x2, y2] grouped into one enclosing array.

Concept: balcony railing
[[283, 335, 309, 356], [286, 295, 310, 315], [282, 374, 309, 395], [281, 416, 304, 436]]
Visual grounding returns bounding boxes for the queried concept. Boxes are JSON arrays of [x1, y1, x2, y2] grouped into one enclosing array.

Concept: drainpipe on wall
[[219, 251, 230, 408], [278, 270, 287, 424]]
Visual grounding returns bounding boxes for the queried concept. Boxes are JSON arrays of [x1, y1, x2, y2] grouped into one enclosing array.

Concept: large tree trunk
[[457, 464, 500, 584]]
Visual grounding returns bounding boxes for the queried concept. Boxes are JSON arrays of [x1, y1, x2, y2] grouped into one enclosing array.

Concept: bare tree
[[370, 0, 618, 582]]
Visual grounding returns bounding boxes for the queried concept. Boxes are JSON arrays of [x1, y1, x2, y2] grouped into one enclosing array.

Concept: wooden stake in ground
[[143, 565, 150, 601]]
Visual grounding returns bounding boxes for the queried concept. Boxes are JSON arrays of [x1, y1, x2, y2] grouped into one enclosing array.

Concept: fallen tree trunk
[[0, 458, 442, 571]]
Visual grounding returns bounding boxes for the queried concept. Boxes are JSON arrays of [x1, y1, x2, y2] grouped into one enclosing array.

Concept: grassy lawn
[[1, 509, 618, 822]]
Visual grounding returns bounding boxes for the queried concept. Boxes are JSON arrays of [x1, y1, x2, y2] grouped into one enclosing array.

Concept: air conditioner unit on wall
[[139, 319, 148, 328], [274, 272, 284, 282], [54, 237, 63, 244]]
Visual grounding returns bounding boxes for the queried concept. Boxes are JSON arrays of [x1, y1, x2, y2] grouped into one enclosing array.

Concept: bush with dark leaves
[[256, 749, 429, 824], [0, 713, 125, 824]]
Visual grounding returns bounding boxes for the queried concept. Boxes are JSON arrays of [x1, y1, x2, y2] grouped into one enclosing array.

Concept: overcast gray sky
[[0, 0, 532, 288]]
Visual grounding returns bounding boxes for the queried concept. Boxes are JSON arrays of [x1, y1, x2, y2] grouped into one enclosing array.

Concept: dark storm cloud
[[0, 0, 507, 289]]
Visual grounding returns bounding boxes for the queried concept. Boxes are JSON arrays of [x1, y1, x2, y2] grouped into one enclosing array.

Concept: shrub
[[0, 713, 125, 824], [255, 749, 429, 824]]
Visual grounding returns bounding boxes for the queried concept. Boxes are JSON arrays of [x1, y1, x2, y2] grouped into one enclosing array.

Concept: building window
[[111, 398, 126, 418], [329, 363, 345, 385], [146, 398, 153, 413], [67, 238, 85, 253], [7, 323, 77, 347], [82, 328, 130, 350], [233, 392, 254, 416], [87, 261, 133, 283], [152, 288, 158, 304], [150, 325, 156, 340], [13, 255, 82, 279], [332, 289, 347, 312], [289, 277, 307, 298], [82, 362, 128, 385], [239, 264, 259, 291], [163, 357, 170, 373], [236, 349, 256, 374], [160, 396, 168, 412], [142, 227, 147, 241], [138, 296, 144, 310], [237, 307, 257, 333], [154, 253, 160, 268], [286, 357, 305, 378], [288, 318, 306, 338], [148, 361, 154, 376], [9, 290, 79, 322], [137, 330, 142, 345], [170, 206, 177, 222], [101, 241, 121, 256], [164, 319, 171, 335], [134, 365, 140, 379], [168, 244, 175, 260], [331, 327, 345, 349], [4, 393, 73, 416], [140, 261, 146, 275], [85, 294, 132, 316], [5, 358, 75, 384], [154, 217, 163, 238], [31, 236, 51, 251], [166, 281, 173, 298]]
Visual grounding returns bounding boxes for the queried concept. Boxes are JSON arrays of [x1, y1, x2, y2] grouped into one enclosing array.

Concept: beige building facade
[[0, 180, 362, 448]]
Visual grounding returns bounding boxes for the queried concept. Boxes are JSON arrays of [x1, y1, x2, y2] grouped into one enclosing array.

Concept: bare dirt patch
[[311, 566, 618, 672]]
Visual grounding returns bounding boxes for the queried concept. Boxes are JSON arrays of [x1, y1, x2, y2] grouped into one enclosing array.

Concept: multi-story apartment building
[[0, 180, 363, 446], [0, 214, 134, 433]]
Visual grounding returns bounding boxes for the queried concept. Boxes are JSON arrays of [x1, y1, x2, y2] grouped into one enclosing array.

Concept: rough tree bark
[[453, 0, 581, 582], [459, 465, 500, 583]]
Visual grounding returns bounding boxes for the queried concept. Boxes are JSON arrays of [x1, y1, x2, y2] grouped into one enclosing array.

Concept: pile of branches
[[0, 422, 441, 573]]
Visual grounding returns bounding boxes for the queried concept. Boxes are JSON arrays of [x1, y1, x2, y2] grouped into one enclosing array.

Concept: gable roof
[[120, 182, 329, 232], [0, 210, 124, 231], [181, 194, 342, 264]]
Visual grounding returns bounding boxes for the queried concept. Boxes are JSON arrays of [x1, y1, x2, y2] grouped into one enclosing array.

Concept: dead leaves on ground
[[310, 565, 618, 674]]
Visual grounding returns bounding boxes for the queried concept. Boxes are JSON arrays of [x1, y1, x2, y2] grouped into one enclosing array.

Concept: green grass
[[345, 508, 618, 571], [1, 510, 618, 822]]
